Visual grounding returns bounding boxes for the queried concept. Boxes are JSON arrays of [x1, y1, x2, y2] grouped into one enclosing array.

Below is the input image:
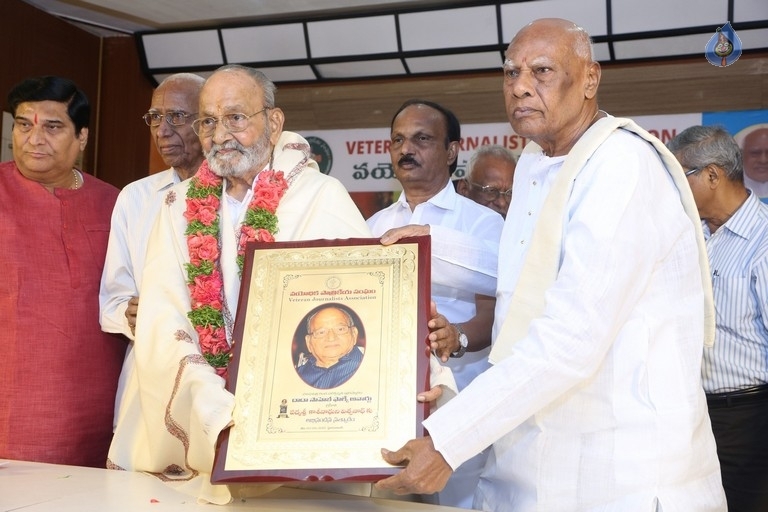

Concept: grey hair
[[667, 125, 743, 183], [158, 72, 205, 90], [213, 64, 277, 108], [466, 144, 517, 181], [571, 23, 596, 62]]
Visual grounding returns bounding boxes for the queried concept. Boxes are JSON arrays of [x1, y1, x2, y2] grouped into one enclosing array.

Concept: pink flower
[[254, 228, 275, 243], [195, 161, 222, 188], [251, 171, 287, 211], [184, 195, 219, 225], [196, 325, 228, 354], [188, 234, 219, 265], [189, 273, 223, 310], [240, 224, 258, 242]]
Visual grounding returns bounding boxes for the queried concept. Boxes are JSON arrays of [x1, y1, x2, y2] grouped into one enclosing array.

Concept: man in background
[[99, 73, 204, 427], [741, 126, 768, 202], [100, 73, 204, 339], [456, 144, 516, 218], [669, 125, 768, 512], [368, 99, 504, 508], [0, 76, 125, 467]]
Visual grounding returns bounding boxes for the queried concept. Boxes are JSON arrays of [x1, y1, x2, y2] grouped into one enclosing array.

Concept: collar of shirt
[[396, 180, 458, 212], [719, 190, 768, 242], [153, 168, 182, 194]]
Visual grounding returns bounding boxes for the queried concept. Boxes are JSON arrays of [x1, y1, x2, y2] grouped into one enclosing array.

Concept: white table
[[0, 459, 460, 511]]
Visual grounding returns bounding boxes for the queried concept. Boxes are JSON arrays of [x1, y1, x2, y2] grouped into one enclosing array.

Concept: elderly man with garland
[[107, 65, 371, 503]]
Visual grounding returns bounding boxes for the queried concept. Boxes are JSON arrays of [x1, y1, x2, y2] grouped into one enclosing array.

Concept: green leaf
[[188, 305, 224, 328], [204, 352, 230, 368]]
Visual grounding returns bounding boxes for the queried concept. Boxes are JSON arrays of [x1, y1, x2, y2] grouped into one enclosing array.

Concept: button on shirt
[[701, 191, 768, 393]]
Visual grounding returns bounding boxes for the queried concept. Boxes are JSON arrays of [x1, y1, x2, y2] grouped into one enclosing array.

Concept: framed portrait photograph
[[211, 236, 431, 484]]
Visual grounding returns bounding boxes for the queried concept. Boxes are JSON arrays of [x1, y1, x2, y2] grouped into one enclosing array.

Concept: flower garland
[[184, 161, 288, 376]]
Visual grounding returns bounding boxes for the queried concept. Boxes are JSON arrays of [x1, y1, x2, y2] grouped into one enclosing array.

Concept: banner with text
[[302, 112, 712, 193]]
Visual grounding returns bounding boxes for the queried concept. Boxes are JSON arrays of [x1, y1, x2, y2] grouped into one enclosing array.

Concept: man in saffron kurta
[[0, 76, 125, 467], [107, 66, 371, 503]]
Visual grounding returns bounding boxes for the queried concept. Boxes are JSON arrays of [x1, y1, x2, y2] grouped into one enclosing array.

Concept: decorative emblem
[[307, 136, 334, 175], [705, 22, 742, 67]]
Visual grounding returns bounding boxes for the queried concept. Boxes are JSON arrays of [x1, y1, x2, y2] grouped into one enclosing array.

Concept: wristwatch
[[450, 323, 468, 358]]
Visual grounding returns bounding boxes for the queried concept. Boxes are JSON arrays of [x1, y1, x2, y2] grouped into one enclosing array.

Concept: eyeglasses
[[310, 325, 352, 339], [191, 108, 270, 137], [684, 168, 701, 177], [142, 111, 196, 127], [468, 180, 513, 201]]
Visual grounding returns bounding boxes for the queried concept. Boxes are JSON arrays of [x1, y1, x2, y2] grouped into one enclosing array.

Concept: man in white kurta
[[376, 19, 725, 511], [100, 73, 205, 428], [422, 124, 725, 511], [107, 66, 371, 504]]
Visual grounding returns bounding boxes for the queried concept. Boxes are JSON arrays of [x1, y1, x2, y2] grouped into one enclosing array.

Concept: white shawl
[[489, 116, 715, 365]]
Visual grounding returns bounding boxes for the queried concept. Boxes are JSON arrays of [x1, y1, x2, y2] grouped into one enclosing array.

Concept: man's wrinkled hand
[[376, 437, 452, 495]]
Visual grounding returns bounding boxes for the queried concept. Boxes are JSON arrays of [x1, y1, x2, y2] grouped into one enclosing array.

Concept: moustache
[[208, 140, 245, 158], [398, 155, 420, 167]]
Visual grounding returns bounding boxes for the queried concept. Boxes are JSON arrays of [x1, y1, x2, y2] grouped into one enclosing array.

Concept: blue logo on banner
[[705, 22, 742, 67]]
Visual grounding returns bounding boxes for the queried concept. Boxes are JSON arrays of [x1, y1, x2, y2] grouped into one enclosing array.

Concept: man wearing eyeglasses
[[99, 73, 205, 431], [100, 73, 204, 341], [108, 65, 371, 504], [297, 305, 364, 389], [456, 144, 517, 218], [669, 125, 768, 512]]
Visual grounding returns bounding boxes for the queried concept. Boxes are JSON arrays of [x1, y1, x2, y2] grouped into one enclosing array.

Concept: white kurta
[[99, 168, 182, 429], [423, 128, 726, 511], [99, 168, 181, 339], [107, 132, 372, 504]]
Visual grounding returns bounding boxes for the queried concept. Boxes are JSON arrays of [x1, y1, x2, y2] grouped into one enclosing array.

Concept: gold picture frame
[[212, 236, 431, 483]]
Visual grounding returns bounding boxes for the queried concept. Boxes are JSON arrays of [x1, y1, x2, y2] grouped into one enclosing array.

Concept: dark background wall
[[2, 0, 767, 188]]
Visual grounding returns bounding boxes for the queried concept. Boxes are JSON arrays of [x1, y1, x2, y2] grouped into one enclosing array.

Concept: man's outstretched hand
[[375, 436, 453, 495]]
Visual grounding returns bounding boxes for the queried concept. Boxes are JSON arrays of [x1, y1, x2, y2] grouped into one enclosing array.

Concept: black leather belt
[[706, 384, 768, 408]]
